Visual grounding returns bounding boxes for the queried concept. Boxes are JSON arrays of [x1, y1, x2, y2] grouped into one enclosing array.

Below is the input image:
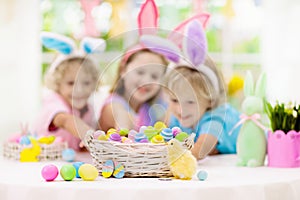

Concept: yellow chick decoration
[[167, 139, 197, 180], [20, 138, 41, 162]]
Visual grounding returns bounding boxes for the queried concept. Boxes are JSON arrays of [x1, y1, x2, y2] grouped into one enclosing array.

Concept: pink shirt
[[33, 91, 96, 151]]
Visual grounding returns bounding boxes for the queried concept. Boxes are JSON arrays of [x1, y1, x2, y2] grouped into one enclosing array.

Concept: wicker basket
[[85, 131, 173, 177], [3, 142, 68, 161]]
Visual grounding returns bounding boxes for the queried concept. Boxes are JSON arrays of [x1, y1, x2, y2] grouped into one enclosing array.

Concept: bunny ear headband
[[140, 17, 220, 94], [122, 0, 210, 65], [41, 32, 106, 73]]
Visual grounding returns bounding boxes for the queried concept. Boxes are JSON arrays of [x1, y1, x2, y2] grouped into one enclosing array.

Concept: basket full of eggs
[[3, 124, 67, 162], [84, 122, 195, 178]]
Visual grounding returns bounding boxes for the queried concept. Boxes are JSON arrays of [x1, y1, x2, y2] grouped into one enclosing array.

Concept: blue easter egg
[[73, 162, 84, 178], [19, 136, 31, 145], [197, 170, 208, 181], [62, 148, 76, 162], [113, 161, 125, 179], [102, 160, 114, 178]]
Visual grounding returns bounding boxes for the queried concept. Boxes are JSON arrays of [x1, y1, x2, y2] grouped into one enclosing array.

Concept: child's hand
[[79, 141, 85, 148]]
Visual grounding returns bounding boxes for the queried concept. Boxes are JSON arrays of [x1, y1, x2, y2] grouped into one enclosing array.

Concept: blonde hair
[[44, 57, 100, 92], [110, 48, 169, 98], [165, 56, 226, 110]]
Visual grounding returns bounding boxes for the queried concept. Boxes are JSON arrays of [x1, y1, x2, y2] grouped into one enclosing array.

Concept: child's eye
[[67, 81, 74, 86], [83, 81, 91, 86], [137, 70, 144, 75], [171, 98, 178, 103], [151, 74, 159, 80], [187, 101, 195, 104]]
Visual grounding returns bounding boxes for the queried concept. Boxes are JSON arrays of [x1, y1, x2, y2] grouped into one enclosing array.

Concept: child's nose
[[74, 83, 84, 94]]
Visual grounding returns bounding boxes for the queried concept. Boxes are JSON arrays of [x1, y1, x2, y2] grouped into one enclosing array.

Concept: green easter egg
[[144, 128, 158, 140], [119, 128, 129, 136], [60, 164, 76, 181], [175, 132, 189, 142]]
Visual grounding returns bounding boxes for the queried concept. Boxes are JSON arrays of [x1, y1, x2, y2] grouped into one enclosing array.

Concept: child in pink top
[[33, 32, 105, 150]]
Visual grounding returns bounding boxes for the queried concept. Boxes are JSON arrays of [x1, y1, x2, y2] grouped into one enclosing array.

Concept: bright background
[[0, 0, 300, 144]]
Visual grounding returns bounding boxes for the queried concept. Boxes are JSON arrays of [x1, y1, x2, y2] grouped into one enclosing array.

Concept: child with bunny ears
[[141, 19, 241, 160], [33, 32, 106, 151], [99, 0, 171, 131]]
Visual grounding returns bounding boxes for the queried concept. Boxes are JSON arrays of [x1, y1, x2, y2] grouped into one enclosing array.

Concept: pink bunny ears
[[122, 0, 210, 65], [41, 32, 106, 73]]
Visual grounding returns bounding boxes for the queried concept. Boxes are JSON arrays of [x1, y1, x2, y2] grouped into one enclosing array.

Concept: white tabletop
[[1, 153, 300, 200]]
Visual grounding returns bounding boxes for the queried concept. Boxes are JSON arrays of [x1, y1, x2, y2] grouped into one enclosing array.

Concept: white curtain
[[262, 0, 300, 103], [0, 0, 41, 143]]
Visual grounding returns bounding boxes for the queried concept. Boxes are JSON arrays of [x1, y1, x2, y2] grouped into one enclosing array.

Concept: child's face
[[168, 80, 210, 128], [58, 63, 95, 110], [122, 51, 165, 104]]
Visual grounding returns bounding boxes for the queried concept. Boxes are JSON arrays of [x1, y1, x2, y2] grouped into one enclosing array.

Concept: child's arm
[[99, 103, 134, 132], [53, 113, 94, 140], [191, 134, 218, 160]]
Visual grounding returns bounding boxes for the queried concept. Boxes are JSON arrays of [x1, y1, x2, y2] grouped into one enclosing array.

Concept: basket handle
[[84, 130, 95, 151]]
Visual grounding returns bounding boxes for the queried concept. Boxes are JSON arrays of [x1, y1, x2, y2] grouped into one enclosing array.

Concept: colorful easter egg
[[109, 133, 122, 142], [19, 136, 31, 145], [119, 128, 129, 136], [151, 135, 165, 144], [144, 127, 158, 140], [38, 135, 55, 144], [113, 161, 125, 179], [175, 132, 189, 142], [139, 138, 149, 143], [62, 148, 76, 162], [197, 170, 208, 181], [160, 128, 173, 142], [154, 121, 167, 131], [134, 133, 147, 143], [102, 160, 114, 178], [60, 164, 76, 181], [98, 134, 108, 141], [78, 164, 99, 181], [73, 162, 84, 178], [128, 130, 138, 141], [139, 126, 148, 133], [93, 130, 105, 139], [123, 138, 133, 143], [41, 164, 59, 181], [172, 127, 182, 137], [107, 128, 117, 136]]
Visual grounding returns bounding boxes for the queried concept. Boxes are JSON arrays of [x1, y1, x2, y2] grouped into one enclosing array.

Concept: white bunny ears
[[41, 32, 106, 73], [140, 19, 220, 94]]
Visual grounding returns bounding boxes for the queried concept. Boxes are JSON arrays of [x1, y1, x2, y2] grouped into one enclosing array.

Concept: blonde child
[[99, 46, 169, 131], [99, 0, 175, 131], [141, 20, 241, 160], [33, 32, 105, 151]]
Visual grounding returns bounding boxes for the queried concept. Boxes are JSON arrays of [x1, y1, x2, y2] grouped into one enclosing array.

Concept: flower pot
[[267, 130, 300, 168]]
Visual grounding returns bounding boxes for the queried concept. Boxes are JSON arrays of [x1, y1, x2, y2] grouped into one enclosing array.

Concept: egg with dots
[[78, 164, 99, 181]]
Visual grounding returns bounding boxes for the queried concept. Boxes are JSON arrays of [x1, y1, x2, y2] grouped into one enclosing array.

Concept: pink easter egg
[[41, 164, 59, 181]]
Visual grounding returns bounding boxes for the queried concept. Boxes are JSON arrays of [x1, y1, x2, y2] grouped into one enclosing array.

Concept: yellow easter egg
[[98, 135, 108, 141], [78, 164, 99, 181], [154, 121, 167, 131], [107, 128, 117, 136]]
